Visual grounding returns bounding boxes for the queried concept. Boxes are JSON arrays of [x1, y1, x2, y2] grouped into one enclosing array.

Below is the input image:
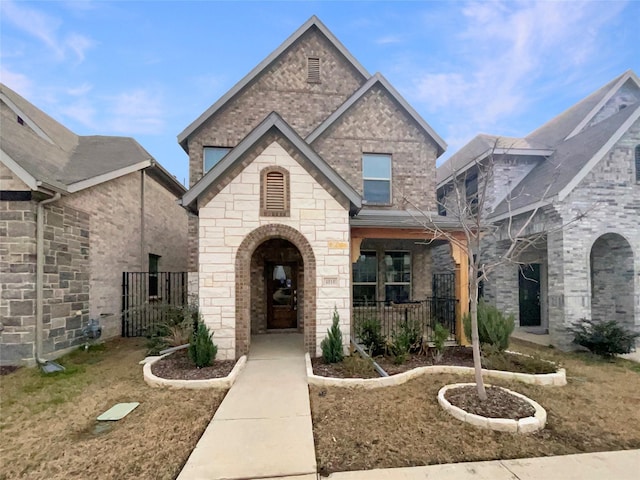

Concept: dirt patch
[[0, 365, 20, 375], [445, 385, 535, 419], [0, 338, 226, 480], [310, 340, 640, 474], [151, 349, 236, 380], [311, 355, 378, 379]]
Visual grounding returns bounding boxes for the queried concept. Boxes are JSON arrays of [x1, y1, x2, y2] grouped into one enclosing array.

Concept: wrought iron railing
[[121, 272, 188, 337], [352, 297, 458, 344]]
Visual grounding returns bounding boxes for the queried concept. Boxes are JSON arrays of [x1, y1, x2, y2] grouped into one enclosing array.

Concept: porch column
[[450, 240, 469, 346]]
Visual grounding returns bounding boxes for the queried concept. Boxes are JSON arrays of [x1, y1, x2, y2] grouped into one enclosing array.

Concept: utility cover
[[97, 402, 140, 421]]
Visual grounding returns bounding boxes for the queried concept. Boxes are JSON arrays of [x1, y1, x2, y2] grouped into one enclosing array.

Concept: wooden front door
[[267, 262, 298, 329], [519, 264, 541, 327]]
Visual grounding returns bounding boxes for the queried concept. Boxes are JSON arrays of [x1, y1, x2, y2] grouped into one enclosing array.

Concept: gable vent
[[261, 167, 290, 217], [307, 57, 320, 83], [635, 145, 640, 182]]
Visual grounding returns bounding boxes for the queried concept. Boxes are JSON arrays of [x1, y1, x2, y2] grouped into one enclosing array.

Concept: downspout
[[140, 170, 145, 270], [36, 192, 61, 364]]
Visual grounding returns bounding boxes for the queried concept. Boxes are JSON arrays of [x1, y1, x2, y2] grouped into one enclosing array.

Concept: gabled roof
[[490, 102, 640, 219], [181, 112, 361, 211], [305, 72, 447, 156], [0, 82, 185, 196], [177, 15, 370, 150], [436, 134, 551, 186], [525, 70, 639, 147]]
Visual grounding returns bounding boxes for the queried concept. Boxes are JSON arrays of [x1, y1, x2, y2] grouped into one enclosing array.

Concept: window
[[260, 166, 290, 217], [353, 251, 377, 304], [465, 173, 478, 214], [635, 145, 640, 183], [363, 154, 391, 204], [307, 57, 320, 83], [384, 251, 410, 302], [203, 147, 231, 173], [148, 254, 160, 298]]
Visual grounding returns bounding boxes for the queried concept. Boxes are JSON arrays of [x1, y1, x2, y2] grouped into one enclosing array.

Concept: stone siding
[[198, 140, 351, 359]]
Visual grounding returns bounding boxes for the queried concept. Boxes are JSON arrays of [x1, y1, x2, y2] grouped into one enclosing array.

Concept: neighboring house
[[178, 16, 469, 360], [437, 70, 640, 349], [0, 83, 189, 366]]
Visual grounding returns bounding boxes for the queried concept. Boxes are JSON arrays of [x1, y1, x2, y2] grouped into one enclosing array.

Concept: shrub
[[321, 307, 344, 364], [145, 303, 197, 355], [432, 322, 449, 363], [570, 318, 639, 358], [188, 321, 217, 368], [463, 300, 515, 352], [389, 320, 422, 364], [355, 317, 386, 356]]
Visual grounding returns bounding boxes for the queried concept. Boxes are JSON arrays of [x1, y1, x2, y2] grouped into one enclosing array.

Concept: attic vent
[[635, 145, 640, 183], [307, 57, 320, 83], [261, 166, 290, 217], [17, 115, 24, 125]]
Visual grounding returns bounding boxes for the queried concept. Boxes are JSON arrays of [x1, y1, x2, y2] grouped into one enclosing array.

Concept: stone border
[[437, 383, 547, 434], [305, 353, 566, 389], [144, 354, 247, 390]]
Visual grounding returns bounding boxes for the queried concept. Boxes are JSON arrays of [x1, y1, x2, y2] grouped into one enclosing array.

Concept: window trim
[[635, 145, 640, 183], [383, 250, 411, 303], [362, 153, 392, 205], [203, 146, 232, 174], [352, 250, 377, 305], [260, 166, 290, 217]]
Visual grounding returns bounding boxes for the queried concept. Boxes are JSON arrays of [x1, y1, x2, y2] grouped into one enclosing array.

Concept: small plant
[[432, 322, 449, 363], [188, 320, 217, 368], [355, 317, 386, 356], [389, 320, 422, 364], [570, 318, 639, 358], [321, 307, 344, 364], [463, 300, 515, 352], [342, 354, 375, 377]]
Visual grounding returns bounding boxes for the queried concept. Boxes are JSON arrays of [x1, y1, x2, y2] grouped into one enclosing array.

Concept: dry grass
[[0, 338, 226, 480], [310, 339, 640, 474]]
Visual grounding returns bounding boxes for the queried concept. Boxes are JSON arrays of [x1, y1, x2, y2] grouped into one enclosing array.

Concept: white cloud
[[0, 0, 94, 62], [0, 67, 34, 98], [376, 35, 403, 45], [105, 89, 165, 135], [409, 0, 627, 151]]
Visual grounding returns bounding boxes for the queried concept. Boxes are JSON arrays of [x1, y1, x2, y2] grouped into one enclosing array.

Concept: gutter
[[36, 192, 62, 368]]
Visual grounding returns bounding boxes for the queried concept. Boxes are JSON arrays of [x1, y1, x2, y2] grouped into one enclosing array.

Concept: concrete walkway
[[324, 449, 640, 479], [177, 333, 316, 480]]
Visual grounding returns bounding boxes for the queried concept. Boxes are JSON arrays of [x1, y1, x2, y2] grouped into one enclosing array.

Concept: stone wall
[[198, 140, 351, 359]]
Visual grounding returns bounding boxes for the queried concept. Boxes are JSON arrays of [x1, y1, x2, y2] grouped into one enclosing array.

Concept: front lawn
[[0, 338, 226, 480], [310, 339, 640, 474]]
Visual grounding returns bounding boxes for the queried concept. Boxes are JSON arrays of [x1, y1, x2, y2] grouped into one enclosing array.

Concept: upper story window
[[204, 147, 231, 174], [465, 173, 478, 214], [635, 145, 640, 183], [362, 154, 392, 205], [260, 166, 290, 217], [307, 57, 320, 83]]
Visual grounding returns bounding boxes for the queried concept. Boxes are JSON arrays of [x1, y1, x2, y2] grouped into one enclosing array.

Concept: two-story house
[[437, 70, 640, 349], [178, 16, 469, 360]]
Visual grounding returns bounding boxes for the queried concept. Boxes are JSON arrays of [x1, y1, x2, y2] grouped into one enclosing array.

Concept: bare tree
[[406, 141, 592, 400]]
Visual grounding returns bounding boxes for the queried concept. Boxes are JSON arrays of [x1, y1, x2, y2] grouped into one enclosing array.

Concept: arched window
[[635, 145, 640, 182], [260, 166, 290, 217]]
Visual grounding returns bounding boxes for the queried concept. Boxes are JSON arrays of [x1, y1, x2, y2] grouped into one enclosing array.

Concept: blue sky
[[1, 1, 638, 186]]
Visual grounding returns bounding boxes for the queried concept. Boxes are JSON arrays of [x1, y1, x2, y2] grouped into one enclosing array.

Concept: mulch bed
[[311, 357, 378, 379], [445, 385, 535, 419], [150, 349, 236, 380], [376, 347, 475, 375]]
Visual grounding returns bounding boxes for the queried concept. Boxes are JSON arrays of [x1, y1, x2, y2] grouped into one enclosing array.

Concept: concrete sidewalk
[[177, 334, 316, 480], [324, 449, 640, 480]]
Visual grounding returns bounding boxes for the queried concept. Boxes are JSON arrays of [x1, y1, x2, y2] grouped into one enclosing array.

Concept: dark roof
[[181, 112, 361, 211], [306, 73, 447, 156], [490, 103, 640, 217], [0, 82, 185, 196], [177, 15, 370, 150], [350, 209, 462, 230]]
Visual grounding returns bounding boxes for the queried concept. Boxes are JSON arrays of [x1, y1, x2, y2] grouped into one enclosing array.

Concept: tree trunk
[[469, 277, 487, 400]]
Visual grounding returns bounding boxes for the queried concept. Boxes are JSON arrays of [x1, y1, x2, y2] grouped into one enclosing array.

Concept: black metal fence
[[121, 272, 188, 337], [352, 297, 458, 345], [433, 273, 455, 299]]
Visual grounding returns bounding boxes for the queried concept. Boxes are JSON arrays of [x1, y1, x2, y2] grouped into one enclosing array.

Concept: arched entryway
[[235, 224, 316, 358], [590, 233, 635, 327]]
